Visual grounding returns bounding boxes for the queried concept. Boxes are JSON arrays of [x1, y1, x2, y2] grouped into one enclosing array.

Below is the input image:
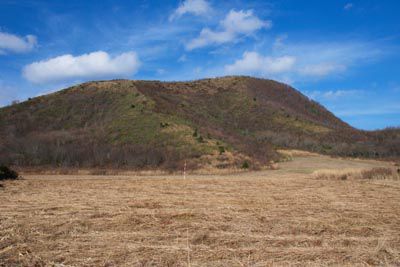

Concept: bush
[[0, 165, 19, 180], [241, 161, 250, 169], [218, 146, 225, 155], [160, 122, 169, 128], [193, 128, 198, 137]]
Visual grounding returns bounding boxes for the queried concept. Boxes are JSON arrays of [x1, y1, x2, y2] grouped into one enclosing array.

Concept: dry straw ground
[[1, 154, 400, 266]]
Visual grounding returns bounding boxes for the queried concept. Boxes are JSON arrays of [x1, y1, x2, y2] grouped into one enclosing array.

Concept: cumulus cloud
[[223, 39, 382, 81], [225, 51, 295, 76], [23, 51, 140, 84], [221, 9, 269, 34], [186, 9, 271, 50], [169, 0, 211, 21], [0, 32, 37, 54]]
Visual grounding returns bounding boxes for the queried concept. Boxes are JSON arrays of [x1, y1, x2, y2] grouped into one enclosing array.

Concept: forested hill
[[0, 76, 399, 170]]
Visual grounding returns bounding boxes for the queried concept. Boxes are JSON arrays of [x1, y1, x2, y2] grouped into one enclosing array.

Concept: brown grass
[[361, 167, 398, 180], [314, 167, 399, 181], [1, 155, 400, 266], [278, 149, 321, 158]]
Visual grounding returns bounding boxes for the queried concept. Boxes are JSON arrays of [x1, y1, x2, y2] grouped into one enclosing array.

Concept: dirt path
[[1, 155, 399, 266]]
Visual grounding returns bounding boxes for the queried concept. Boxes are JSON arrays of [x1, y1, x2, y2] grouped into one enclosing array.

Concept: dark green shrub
[[193, 129, 198, 137], [197, 136, 204, 143], [218, 146, 225, 155], [241, 161, 250, 169], [0, 165, 19, 180]]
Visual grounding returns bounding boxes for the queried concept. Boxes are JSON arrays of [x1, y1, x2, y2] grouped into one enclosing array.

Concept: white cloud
[[294, 42, 381, 78], [0, 32, 37, 54], [186, 9, 271, 50], [169, 0, 211, 21], [186, 28, 235, 50], [275, 41, 381, 79], [221, 9, 269, 35], [223, 40, 382, 81], [23, 51, 140, 84], [344, 3, 354, 10], [225, 51, 296, 76], [299, 63, 346, 77]]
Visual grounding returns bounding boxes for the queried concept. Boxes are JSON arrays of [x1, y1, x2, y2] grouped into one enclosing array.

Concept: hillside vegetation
[[0, 76, 399, 170]]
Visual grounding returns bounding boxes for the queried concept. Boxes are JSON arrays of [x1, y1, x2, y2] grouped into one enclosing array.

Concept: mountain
[[0, 76, 398, 170]]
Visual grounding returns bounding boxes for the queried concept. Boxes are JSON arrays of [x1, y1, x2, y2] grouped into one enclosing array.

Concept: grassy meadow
[[1, 153, 399, 266]]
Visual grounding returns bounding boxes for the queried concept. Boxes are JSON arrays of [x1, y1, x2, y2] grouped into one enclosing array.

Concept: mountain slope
[[0, 76, 398, 170]]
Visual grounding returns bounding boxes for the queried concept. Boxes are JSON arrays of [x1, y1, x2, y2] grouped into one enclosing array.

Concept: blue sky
[[0, 0, 399, 130]]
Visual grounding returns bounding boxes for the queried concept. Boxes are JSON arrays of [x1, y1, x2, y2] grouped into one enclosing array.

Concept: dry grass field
[[1, 154, 400, 266]]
